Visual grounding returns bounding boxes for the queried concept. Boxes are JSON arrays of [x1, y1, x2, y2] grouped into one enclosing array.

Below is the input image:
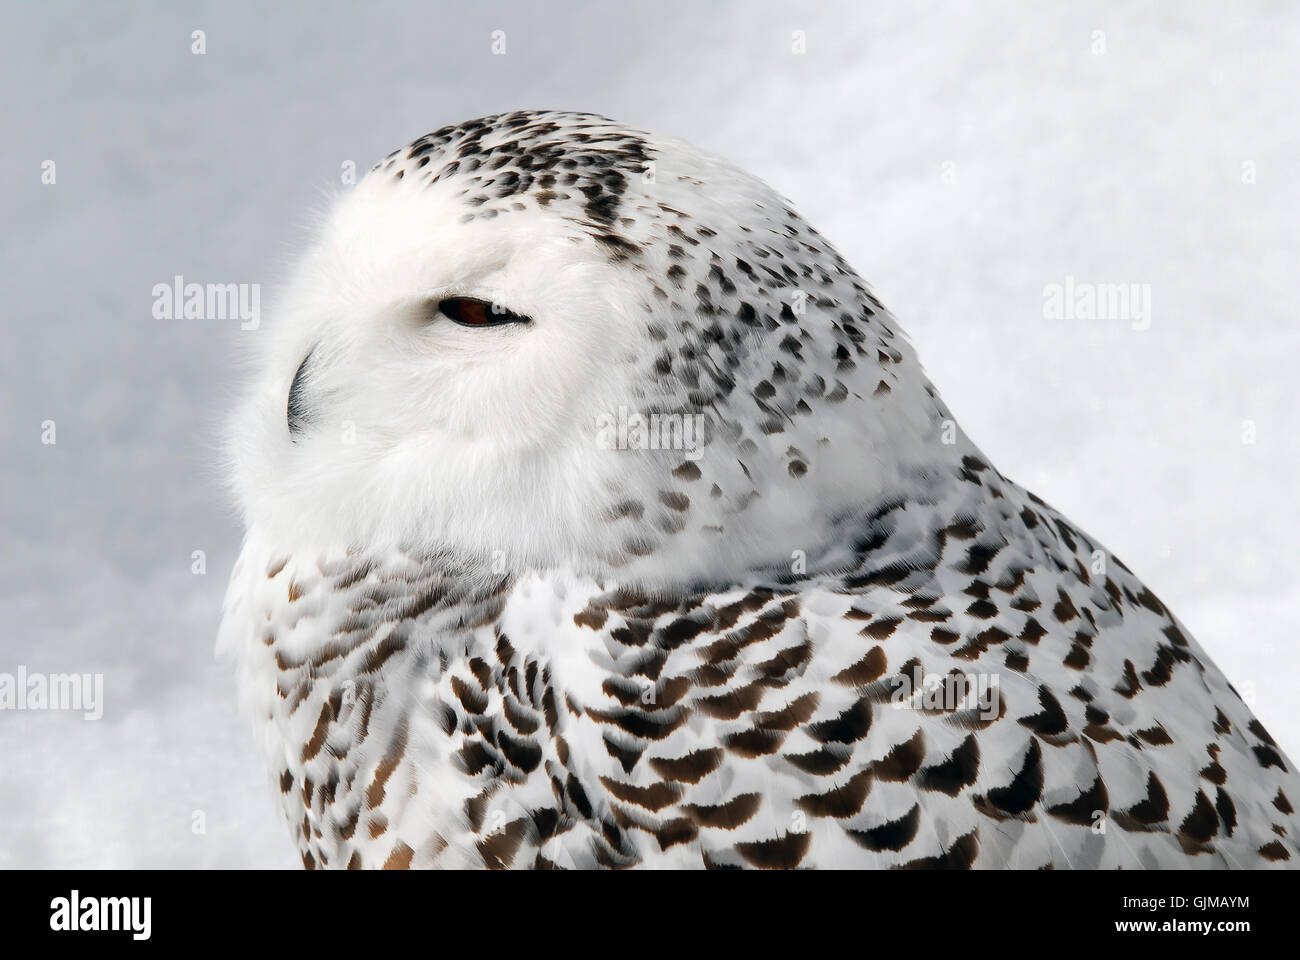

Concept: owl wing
[[480, 491, 1300, 869]]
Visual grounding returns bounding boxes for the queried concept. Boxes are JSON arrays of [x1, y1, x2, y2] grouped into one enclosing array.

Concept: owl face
[[230, 178, 659, 567], [227, 112, 944, 583], [280, 191, 640, 456]]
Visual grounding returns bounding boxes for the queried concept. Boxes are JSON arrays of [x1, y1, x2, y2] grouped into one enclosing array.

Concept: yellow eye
[[437, 297, 530, 327]]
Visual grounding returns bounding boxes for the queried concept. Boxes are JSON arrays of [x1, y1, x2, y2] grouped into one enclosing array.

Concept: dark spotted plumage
[[221, 111, 1300, 869], [229, 455, 1300, 868], [377, 111, 650, 243]]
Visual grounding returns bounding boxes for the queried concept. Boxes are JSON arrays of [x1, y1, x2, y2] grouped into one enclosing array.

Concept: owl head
[[226, 111, 951, 585]]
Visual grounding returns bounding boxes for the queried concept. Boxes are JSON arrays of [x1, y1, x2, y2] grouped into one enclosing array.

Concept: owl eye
[[437, 297, 531, 327]]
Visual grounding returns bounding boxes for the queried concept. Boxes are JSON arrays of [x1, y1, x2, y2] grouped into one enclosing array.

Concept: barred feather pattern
[[224, 460, 1299, 869]]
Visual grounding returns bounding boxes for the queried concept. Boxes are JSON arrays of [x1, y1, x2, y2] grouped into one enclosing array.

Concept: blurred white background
[[1, 1, 1296, 867]]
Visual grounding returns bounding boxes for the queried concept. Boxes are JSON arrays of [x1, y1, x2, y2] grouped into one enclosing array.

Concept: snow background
[[1, 1, 1296, 868]]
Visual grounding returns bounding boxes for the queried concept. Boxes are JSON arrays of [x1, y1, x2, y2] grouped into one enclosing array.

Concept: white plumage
[[219, 111, 1299, 869]]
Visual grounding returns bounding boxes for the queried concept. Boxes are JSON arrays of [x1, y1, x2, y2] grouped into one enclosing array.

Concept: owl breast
[[223, 461, 1300, 869]]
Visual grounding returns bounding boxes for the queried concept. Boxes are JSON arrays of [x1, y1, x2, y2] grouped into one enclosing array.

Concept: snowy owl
[[219, 110, 1298, 869]]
